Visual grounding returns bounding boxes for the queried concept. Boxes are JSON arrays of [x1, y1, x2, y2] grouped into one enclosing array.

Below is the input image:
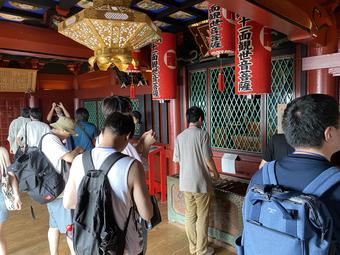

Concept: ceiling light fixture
[[58, 0, 161, 71]]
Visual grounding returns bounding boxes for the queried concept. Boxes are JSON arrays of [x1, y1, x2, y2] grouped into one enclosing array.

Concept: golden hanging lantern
[[58, 0, 161, 71]]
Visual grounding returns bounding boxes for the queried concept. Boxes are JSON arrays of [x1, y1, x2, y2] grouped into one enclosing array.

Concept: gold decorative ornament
[[58, 0, 161, 71]]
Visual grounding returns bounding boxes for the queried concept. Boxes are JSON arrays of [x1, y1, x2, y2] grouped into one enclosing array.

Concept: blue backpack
[[236, 161, 340, 255]]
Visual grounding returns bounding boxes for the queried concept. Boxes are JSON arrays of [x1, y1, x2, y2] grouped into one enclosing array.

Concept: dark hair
[[104, 112, 135, 139], [131, 110, 142, 122], [102, 96, 132, 118], [75, 108, 89, 122], [21, 107, 31, 118], [29, 108, 42, 120], [282, 94, 339, 148], [186, 106, 204, 123]]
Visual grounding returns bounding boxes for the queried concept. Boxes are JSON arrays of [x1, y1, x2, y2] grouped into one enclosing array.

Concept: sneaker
[[203, 246, 214, 255]]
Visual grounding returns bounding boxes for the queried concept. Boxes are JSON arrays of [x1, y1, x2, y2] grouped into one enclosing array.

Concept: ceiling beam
[[59, 0, 80, 10], [181, 0, 205, 9], [185, 7, 207, 17], [0, 7, 42, 19], [11, 0, 56, 9], [302, 53, 340, 71], [152, 0, 179, 8], [329, 67, 340, 77]]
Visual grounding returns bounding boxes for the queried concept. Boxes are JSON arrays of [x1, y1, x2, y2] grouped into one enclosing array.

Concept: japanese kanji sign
[[235, 15, 272, 95]]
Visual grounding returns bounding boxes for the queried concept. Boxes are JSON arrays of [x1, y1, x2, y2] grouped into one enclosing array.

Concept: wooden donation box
[[167, 175, 248, 247]]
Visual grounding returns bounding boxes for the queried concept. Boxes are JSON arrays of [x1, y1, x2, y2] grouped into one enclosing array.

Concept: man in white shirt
[[16, 108, 50, 148], [7, 107, 31, 154], [63, 112, 152, 255], [41, 116, 83, 255]]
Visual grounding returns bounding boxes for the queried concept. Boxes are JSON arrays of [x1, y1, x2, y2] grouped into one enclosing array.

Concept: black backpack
[[73, 150, 132, 255], [9, 133, 65, 204]]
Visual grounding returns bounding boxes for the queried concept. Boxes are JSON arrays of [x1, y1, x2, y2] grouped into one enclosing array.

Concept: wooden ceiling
[[0, 0, 208, 32]]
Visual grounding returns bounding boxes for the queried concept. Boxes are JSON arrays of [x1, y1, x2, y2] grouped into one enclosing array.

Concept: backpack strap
[[82, 150, 127, 175], [262, 161, 278, 185], [100, 152, 127, 176], [303, 166, 340, 197], [82, 150, 95, 174], [38, 133, 53, 151]]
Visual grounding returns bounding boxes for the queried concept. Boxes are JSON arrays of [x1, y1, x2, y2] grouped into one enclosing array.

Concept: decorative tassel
[[130, 84, 136, 99], [218, 67, 225, 92]]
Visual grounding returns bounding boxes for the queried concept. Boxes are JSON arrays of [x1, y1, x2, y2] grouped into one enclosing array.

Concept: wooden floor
[[4, 194, 236, 255]]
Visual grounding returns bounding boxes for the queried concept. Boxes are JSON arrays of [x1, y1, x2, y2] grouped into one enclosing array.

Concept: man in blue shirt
[[249, 94, 340, 254], [71, 108, 99, 151]]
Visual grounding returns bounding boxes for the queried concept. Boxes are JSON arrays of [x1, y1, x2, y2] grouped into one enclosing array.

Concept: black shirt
[[250, 154, 340, 254], [263, 134, 294, 161]]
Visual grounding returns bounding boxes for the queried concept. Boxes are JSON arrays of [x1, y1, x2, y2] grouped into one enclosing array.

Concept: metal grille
[[83, 101, 97, 126], [189, 70, 207, 129], [131, 98, 140, 111], [97, 100, 105, 129], [266, 56, 294, 141], [210, 66, 261, 152], [83, 99, 105, 129]]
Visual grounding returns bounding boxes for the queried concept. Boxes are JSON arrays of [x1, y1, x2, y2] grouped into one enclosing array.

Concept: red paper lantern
[[208, 3, 235, 56], [151, 33, 177, 101], [235, 15, 271, 95]]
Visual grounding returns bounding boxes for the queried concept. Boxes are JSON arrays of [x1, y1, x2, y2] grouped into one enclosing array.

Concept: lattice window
[[131, 98, 140, 111], [83, 99, 105, 129], [188, 55, 295, 153], [210, 66, 261, 152], [266, 56, 294, 141], [189, 70, 207, 129]]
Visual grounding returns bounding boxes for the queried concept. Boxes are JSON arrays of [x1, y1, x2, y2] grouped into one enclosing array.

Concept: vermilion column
[[308, 13, 337, 96], [29, 94, 39, 108]]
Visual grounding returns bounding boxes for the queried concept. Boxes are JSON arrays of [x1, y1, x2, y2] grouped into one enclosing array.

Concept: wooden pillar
[[307, 10, 338, 96], [167, 66, 184, 176], [29, 94, 39, 108]]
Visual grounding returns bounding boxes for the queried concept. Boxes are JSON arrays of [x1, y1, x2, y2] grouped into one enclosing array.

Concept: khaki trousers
[[183, 192, 212, 255]]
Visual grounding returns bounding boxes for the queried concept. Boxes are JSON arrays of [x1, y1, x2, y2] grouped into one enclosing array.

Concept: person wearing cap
[[41, 116, 83, 255]]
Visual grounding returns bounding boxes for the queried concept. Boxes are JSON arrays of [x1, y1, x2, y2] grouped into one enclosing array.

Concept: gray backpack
[[72, 150, 131, 255], [10, 133, 64, 204]]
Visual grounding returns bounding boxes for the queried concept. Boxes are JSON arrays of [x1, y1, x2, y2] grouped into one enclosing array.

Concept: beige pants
[[183, 192, 212, 255]]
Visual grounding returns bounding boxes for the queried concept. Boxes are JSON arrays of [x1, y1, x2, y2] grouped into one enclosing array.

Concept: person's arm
[[63, 156, 79, 209], [62, 146, 84, 163], [2, 148, 22, 209], [135, 129, 157, 158], [205, 157, 220, 181], [7, 121, 16, 153], [8, 172, 22, 210], [128, 160, 153, 221], [202, 132, 220, 180], [47, 102, 57, 123], [15, 126, 25, 148], [58, 102, 70, 118]]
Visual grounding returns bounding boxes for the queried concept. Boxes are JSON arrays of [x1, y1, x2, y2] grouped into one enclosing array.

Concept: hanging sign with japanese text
[[208, 3, 235, 56], [0, 68, 37, 92], [235, 15, 271, 95], [151, 32, 177, 101]]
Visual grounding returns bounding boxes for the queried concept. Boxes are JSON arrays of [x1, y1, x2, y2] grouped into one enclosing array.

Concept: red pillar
[[307, 12, 337, 96], [167, 66, 183, 176], [29, 94, 39, 108]]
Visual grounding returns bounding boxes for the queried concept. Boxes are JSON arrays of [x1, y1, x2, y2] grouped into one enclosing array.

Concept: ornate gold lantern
[[58, 0, 161, 71]]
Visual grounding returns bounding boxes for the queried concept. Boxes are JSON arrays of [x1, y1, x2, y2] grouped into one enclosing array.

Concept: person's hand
[[52, 102, 57, 109], [141, 129, 157, 147], [14, 195, 22, 210], [58, 102, 65, 109], [74, 146, 84, 155]]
